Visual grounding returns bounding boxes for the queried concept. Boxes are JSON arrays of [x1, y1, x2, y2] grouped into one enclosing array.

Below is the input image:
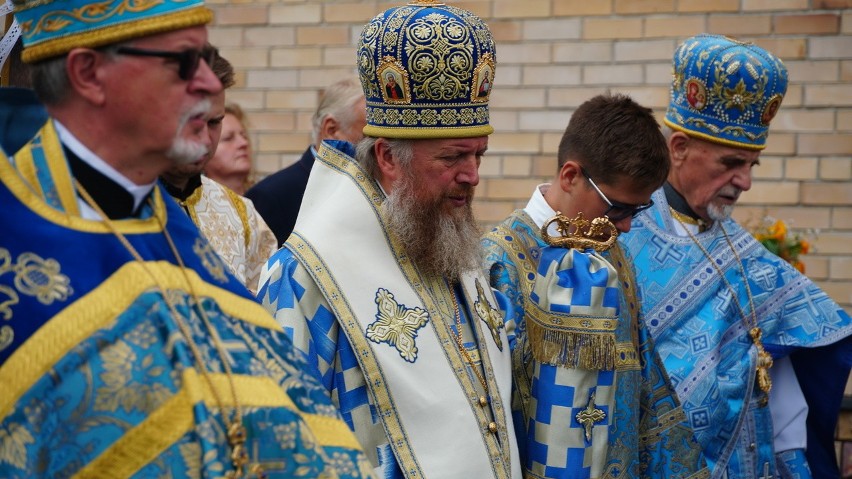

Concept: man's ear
[[374, 138, 401, 190], [65, 48, 108, 106], [319, 115, 341, 143], [557, 160, 582, 194], [668, 131, 690, 168]]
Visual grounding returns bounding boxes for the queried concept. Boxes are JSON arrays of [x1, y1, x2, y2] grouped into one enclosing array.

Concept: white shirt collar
[[54, 120, 156, 214], [523, 183, 556, 228]]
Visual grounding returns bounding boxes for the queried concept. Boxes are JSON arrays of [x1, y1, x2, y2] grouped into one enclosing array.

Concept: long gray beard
[[382, 175, 482, 281]]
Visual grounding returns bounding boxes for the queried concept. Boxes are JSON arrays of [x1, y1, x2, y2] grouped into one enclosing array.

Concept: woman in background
[[205, 103, 255, 195]]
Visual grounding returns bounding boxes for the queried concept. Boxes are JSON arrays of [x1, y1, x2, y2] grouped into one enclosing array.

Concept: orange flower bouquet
[[751, 217, 811, 273]]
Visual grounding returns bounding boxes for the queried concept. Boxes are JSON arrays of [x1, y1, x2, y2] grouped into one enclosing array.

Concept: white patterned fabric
[[171, 176, 277, 293]]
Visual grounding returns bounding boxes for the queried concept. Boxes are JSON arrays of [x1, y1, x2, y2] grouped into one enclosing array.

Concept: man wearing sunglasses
[[482, 93, 706, 478], [0, 0, 372, 477], [160, 50, 276, 295], [620, 35, 852, 479]]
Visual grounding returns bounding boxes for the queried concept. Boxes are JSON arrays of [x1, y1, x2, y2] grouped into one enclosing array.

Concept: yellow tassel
[[527, 318, 616, 370]]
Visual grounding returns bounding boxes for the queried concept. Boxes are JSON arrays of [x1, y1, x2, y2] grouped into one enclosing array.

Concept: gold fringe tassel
[[527, 318, 616, 371]]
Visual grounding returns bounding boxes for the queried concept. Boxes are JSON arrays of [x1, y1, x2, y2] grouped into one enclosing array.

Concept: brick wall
[[207, 0, 852, 311]]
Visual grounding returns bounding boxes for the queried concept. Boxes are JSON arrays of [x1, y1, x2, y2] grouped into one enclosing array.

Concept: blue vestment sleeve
[[792, 335, 852, 479], [257, 246, 331, 389]]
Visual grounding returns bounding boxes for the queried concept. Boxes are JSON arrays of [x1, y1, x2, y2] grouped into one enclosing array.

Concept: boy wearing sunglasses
[[482, 93, 706, 479]]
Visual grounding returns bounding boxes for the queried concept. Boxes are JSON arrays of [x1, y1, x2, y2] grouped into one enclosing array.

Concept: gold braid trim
[[362, 123, 493, 139], [223, 186, 251, 251], [175, 182, 204, 227], [22, 7, 213, 63], [663, 118, 766, 151], [1, 15, 12, 86]]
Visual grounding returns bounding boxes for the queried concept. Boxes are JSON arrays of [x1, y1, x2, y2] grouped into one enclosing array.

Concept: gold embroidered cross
[[473, 278, 503, 350], [367, 288, 429, 362], [575, 391, 606, 442]]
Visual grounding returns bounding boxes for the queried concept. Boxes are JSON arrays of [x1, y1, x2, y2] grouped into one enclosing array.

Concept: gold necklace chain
[[447, 284, 491, 409], [669, 207, 707, 232], [675, 216, 773, 400], [75, 181, 259, 477]]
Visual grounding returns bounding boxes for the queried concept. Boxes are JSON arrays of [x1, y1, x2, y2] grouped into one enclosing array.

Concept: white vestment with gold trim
[[258, 140, 521, 479]]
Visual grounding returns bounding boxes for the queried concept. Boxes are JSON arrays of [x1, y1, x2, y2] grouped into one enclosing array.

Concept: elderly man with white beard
[[258, 3, 520, 478], [0, 0, 375, 476], [620, 34, 852, 479]]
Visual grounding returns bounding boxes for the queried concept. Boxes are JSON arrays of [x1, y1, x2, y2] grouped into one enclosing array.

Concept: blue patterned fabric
[[483, 210, 707, 479], [665, 34, 788, 150], [259, 247, 497, 478], [261, 246, 401, 475], [620, 189, 852, 479], [776, 449, 811, 479], [0, 118, 373, 478]]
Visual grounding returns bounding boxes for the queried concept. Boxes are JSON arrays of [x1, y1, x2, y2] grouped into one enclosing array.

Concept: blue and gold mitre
[[14, 0, 213, 63], [356, 1, 496, 139], [665, 34, 788, 151]]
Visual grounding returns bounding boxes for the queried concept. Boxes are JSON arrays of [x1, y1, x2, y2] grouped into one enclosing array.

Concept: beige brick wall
[[208, 0, 852, 311]]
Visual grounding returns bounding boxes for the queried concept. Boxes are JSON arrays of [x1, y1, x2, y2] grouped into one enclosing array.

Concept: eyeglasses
[[580, 166, 654, 221], [115, 45, 218, 81]]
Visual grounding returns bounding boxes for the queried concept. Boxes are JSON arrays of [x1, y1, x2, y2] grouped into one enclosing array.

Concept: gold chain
[[75, 181, 259, 478], [669, 207, 707, 232], [447, 285, 491, 409], [675, 216, 773, 401]]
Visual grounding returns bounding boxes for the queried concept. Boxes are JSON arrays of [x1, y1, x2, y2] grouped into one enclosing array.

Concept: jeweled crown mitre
[[13, 0, 212, 63], [356, 1, 496, 139], [665, 34, 788, 151]]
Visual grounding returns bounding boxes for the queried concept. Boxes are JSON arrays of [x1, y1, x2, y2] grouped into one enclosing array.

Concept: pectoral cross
[[575, 391, 606, 442], [758, 462, 773, 479]]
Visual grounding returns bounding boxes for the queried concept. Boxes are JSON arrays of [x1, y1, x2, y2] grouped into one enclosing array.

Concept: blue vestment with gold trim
[[0, 106, 374, 478], [483, 210, 707, 479], [620, 189, 852, 479]]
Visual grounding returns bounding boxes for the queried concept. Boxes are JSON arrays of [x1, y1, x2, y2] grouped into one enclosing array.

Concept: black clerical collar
[[65, 147, 143, 219], [664, 182, 701, 219], [162, 174, 202, 202], [664, 182, 709, 231]]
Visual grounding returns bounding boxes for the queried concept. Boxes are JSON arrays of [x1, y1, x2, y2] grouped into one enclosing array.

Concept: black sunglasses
[[580, 166, 654, 221], [115, 45, 218, 81]]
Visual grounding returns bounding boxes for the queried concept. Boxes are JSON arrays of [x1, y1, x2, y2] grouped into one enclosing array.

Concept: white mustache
[[718, 186, 742, 199], [181, 98, 212, 129], [166, 99, 213, 165]]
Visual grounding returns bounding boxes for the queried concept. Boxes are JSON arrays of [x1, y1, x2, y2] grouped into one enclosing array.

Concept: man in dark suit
[[246, 77, 366, 245]]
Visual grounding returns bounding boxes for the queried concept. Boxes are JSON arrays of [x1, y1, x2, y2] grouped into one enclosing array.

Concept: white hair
[[311, 77, 365, 146]]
